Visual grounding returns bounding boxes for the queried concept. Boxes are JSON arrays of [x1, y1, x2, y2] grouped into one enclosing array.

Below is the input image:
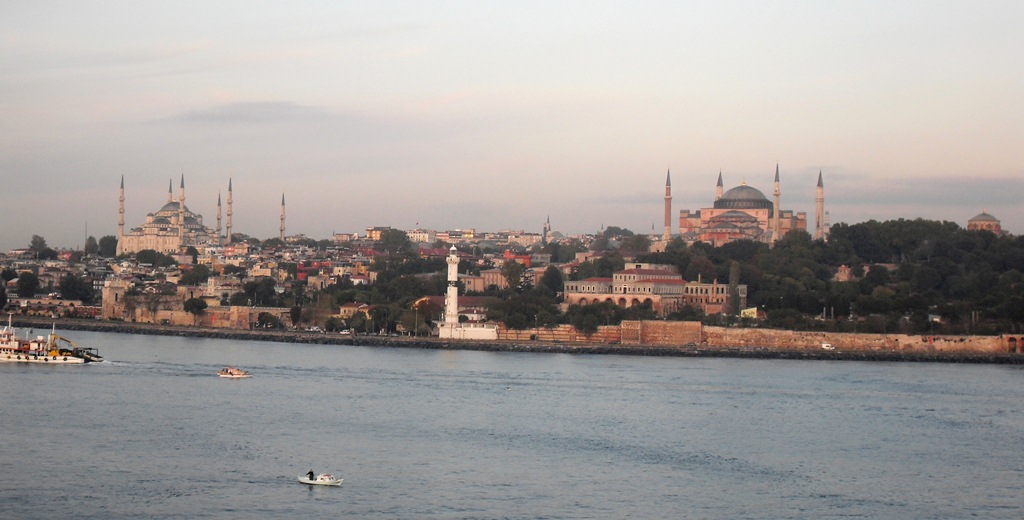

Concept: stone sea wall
[[12, 316, 1024, 363], [702, 326, 1011, 354]]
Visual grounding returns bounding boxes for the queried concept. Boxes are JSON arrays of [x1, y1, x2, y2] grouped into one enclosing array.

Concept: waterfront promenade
[[11, 316, 1023, 364]]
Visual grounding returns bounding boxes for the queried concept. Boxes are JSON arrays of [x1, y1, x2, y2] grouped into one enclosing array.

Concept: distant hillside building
[[117, 176, 226, 255], [563, 263, 746, 316], [678, 165, 820, 247], [967, 211, 1003, 234]]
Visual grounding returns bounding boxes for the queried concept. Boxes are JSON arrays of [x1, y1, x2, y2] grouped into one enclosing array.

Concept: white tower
[[443, 246, 460, 335], [772, 164, 781, 243], [663, 169, 672, 241], [226, 178, 233, 246], [280, 193, 286, 241], [178, 175, 186, 245], [216, 192, 222, 247], [118, 175, 125, 240], [814, 170, 826, 240]]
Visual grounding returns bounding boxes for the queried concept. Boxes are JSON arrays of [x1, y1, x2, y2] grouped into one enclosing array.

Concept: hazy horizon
[[3, 1, 1021, 251]]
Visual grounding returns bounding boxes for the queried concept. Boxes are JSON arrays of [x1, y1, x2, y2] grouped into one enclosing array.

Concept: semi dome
[[714, 184, 773, 210], [710, 210, 760, 223]]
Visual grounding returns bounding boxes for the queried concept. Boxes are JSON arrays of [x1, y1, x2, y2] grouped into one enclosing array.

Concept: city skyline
[[2, 2, 1021, 251]]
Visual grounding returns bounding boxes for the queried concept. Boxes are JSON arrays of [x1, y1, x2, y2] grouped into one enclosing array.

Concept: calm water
[[1, 330, 1022, 519]]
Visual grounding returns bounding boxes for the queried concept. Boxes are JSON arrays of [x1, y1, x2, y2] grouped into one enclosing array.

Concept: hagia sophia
[[671, 165, 828, 247]]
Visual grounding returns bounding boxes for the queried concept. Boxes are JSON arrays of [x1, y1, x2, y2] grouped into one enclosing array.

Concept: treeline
[[636, 219, 1024, 335]]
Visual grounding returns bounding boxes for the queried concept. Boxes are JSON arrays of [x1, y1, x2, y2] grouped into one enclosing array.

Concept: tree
[[135, 249, 176, 267], [185, 246, 199, 264], [685, 256, 717, 283], [179, 264, 211, 286], [59, 273, 94, 304], [623, 234, 652, 253], [378, 229, 413, 256], [0, 285, 6, 310], [501, 261, 529, 292], [348, 311, 368, 333], [98, 235, 118, 257], [28, 236, 58, 260], [84, 236, 99, 256], [1, 269, 17, 283], [183, 297, 208, 325], [537, 265, 563, 297], [243, 277, 279, 307], [222, 264, 246, 277], [17, 272, 40, 297], [29, 235, 48, 253], [179, 266, 210, 286], [256, 312, 282, 328]]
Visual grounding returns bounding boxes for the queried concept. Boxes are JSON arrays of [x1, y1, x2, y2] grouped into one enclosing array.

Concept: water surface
[[1, 330, 1021, 519]]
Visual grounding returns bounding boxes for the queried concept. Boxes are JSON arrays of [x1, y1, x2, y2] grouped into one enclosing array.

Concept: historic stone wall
[[702, 326, 1010, 353], [496, 324, 621, 343], [497, 321, 1016, 353], [621, 320, 701, 346]]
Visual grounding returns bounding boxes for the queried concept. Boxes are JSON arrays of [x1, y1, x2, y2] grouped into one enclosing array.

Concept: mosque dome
[[714, 184, 773, 210], [969, 211, 999, 222], [159, 201, 191, 214]]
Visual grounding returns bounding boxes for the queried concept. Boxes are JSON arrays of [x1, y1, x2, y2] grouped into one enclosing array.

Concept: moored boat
[[0, 318, 102, 364]]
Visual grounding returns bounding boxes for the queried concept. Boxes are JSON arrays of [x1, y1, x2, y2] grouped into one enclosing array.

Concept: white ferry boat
[[0, 318, 103, 364]]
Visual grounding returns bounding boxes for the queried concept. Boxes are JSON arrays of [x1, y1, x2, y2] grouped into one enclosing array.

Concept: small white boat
[[298, 473, 343, 486], [218, 367, 251, 378]]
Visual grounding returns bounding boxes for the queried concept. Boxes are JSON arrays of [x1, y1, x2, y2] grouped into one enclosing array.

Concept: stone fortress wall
[[499, 320, 1021, 354]]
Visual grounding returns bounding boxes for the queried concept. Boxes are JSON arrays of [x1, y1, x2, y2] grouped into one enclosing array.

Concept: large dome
[[714, 184, 773, 210], [158, 201, 194, 215], [969, 211, 999, 222]]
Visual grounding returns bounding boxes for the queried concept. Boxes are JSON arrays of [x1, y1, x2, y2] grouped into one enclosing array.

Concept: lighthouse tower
[[442, 246, 460, 336]]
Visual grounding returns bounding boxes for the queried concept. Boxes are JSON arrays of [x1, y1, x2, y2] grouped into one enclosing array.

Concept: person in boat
[[307, 469, 315, 481]]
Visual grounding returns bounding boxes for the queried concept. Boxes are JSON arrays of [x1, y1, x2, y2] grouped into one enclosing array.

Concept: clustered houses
[[3, 168, 1012, 339], [98, 244, 381, 329], [2, 256, 110, 318]]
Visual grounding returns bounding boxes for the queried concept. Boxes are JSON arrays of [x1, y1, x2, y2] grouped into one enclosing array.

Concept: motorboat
[[298, 473, 343, 486], [217, 366, 251, 378]]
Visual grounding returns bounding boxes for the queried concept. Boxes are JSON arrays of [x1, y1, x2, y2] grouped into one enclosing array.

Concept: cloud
[[162, 101, 344, 124]]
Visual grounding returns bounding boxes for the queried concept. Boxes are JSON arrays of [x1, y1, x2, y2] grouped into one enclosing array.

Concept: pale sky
[[2, 1, 1022, 251]]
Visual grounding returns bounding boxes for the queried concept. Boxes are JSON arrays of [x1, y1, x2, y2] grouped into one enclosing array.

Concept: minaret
[[167, 179, 173, 203], [279, 193, 286, 241], [225, 178, 233, 245], [772, 164, 781, 242], [663, 169, 672, 241], [543, 215, 551, 245], [216, 191, 222, 247], [118, 175, 125, 240], [443, 245, 460, 337], [178, 175, 186, 245], [814, 170, 825, 240], [715, 171, 724, 200]]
